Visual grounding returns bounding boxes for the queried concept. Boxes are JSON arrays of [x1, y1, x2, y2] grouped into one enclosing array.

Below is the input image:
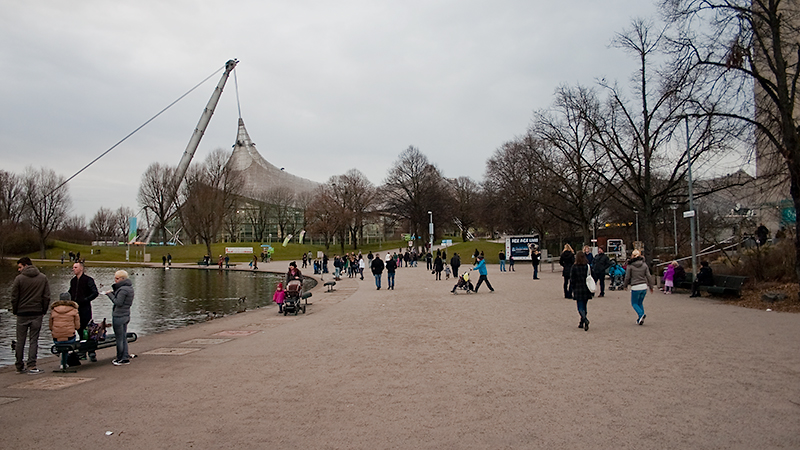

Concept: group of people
[[11, 257, 135, 373], [559, 244, 655, 331]]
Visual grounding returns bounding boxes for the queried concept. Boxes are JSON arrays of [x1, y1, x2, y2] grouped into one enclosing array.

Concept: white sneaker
[[27, 368, 44, 374]]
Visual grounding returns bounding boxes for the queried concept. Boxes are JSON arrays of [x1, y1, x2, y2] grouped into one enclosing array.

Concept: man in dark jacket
[[11, 257, 51, 374], [385, 255, 397, 290], [529, 245, 541, 280], [691, 261, 714, 297], [69, 261, 99, 361], [371, 253, 385, 290], [591, 247, 613, 297], [450, 253, 461, 278]]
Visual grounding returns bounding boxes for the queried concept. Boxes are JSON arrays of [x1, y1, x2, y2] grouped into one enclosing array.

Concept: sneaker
[[27, 368, 44, 374], [112, 359, 130, 366], [15, 369, 26, 374], [89, 353, 97, 362], [129, 354, 137, 359], [639, 314, 646, 325]]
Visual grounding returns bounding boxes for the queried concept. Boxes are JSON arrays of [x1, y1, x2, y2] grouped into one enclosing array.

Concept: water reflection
[[0, 264, 313, 367]]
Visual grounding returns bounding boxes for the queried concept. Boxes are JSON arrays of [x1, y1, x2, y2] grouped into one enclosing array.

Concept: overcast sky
[[1, 0, 667, 219]]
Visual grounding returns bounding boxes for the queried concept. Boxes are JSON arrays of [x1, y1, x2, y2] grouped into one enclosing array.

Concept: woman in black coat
[[433, 255, 444, 280], [559, 244, 575, 298], [570, 251, 593, 331]]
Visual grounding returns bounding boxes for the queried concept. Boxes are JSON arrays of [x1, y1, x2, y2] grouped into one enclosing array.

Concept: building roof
[[226, 118, 319, 199]]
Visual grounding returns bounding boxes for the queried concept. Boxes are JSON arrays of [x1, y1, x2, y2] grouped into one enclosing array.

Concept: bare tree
[[57, 214, 92, 245], [0, 170, 24, 259], [21, 167, 71, 257], [382, 146, 451, 249], [581, 19, 743, 261], [449, 176, 481, 241], [333, 169, 377, 249], [265, 186, 297, 240], [306, 182, 348, 250], [90, 207, 116, 241], [179, 149, 242, 256], [114, 206, 135, 242], [484, 140, 549, 235], [662, 0, 800, 285], [244, 194, 272, 242], [531, 85, 614, 244], [137, 162, 177, 245]]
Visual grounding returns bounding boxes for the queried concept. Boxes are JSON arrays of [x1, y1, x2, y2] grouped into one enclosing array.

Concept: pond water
[[0, 264, 314, 367]]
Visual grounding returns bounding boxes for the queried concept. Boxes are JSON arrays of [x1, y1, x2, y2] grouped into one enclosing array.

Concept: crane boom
[[146, 59, 238, 244]]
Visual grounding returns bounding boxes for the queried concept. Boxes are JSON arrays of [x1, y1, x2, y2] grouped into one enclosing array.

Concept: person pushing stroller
[[451, 271, 475, 294]]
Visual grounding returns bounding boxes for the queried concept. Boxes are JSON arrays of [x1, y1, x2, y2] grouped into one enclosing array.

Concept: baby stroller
[[608, 262, 626, 290], [451, 271, 474, 294], [283, 280, 307, 315]]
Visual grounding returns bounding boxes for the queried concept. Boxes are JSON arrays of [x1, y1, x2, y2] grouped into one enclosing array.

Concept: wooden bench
[[324, 281, 336, 292], [50, 332, 138, 372]]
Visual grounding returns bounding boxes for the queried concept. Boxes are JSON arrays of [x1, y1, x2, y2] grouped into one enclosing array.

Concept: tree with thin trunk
[[21, 167, 71, 257], [662, 0, 800, 289], [137, 162, 177, 245], [0, 170, 24, 259], [179, 149, 242, 257], [382, 146, 451, 250], [114, 206, 135, 242], [90, 207, 116, 241]]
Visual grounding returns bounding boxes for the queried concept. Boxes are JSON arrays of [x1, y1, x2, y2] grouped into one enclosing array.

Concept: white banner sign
[[226, 247, 254, 254]]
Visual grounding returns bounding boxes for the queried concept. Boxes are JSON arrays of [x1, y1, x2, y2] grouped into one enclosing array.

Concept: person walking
[[252, 254, 258, 270], [450, 253, 461, 279], [570, 251, 593, 331], [623, 250, 654, 325], [68, 260, 99, 360], [102, 270, 135, 365], [433, 254, 444, 280], [583, 245, 594, 267], [508, 254, 515, 271], [529, 245, 541, 280], [499, 251, 506, 272], [471, 255, 494, 293], [663, 262, 676, 294], [273, 282, 285, 314], [591, 247, 612, 297], [371, 253, 385, 290], [385, 254, 397, 290], [11, 257, 51, 374], [49, 293, 80, 370], [358, 256, 365, 280], [559, 244, 575, 298]]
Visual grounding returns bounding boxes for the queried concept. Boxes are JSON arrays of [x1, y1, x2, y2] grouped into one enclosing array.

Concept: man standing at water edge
[[69, 261, 99, 361], [371, 253, 385, 290], [11, 257, 51, 374]]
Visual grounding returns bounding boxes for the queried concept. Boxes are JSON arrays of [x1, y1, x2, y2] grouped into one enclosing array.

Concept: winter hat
[[59, 292, 71, 301]]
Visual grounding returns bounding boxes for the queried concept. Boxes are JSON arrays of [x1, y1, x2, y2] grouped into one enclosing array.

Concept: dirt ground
[[1, 262, 799, 449]]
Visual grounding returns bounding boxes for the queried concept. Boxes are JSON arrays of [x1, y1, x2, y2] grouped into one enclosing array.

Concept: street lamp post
[[633, 209, 639, 243], [670, 204, 678, 255], [428, 211, 433, 250]]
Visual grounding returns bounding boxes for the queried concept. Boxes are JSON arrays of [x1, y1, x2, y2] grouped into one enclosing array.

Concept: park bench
[[702, 275, 747, 297], [50, 333, 138, 373], [673, 273, 747, 297]]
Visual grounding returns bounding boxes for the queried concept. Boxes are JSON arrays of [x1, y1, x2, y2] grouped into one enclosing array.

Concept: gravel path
[[1, 262, 798, 449]]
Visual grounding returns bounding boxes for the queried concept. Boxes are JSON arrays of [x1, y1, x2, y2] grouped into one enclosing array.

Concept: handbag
[[586, 270, 597, 293]]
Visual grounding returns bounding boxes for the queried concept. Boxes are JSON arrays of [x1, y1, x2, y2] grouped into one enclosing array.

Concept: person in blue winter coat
[[471, 255, 494, 293]]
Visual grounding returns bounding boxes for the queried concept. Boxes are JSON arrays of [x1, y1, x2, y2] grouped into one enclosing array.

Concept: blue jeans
[[387, 272, 395, 288], [532, 264, 539, 279], [113, 315, 130, 361], [576, 299, 588, 319], [54, 336, 76, 367], [374, 273, 382, 288], [499, 260, 506, 271], [631, 289, 647, 318]]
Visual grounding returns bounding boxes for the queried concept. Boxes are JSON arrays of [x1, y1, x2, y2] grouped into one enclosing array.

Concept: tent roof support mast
[[146, 59, 238, 244]]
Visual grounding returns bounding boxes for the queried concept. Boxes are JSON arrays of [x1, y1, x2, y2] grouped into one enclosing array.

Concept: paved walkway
[[2, 261, 799, 449]]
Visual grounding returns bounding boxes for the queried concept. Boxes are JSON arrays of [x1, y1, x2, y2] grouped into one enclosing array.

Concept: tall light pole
[[670, 204, 678, 255], [428, 211, 433, 250], [633, 209, 639, 243], [686, 115, 698, 276]]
